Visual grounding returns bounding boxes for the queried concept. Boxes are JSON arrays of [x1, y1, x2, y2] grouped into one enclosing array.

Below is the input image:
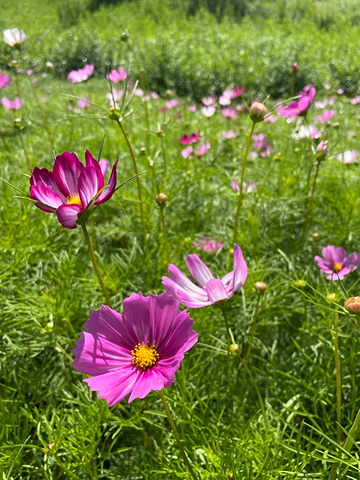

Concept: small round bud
[[45, 61, 54, 70], [327, 292, 337, 301], [155, 193, 168, 207], [311, 232, 320, 240], [120, 31, 129, 42], [139, 147, 146, 155], [108, 107, 121, 120], [254, 281, 268, 293], [156, 129, 164, 137], [12, 118, 22, 129], [230, 344, 240, 355], [45, 321, 54, 333], [291, 63, 298, 72], [249, 102, 267, 123], [333, 122, 340, 130], [10, 59, 18, 69], [295, 279, 306, 288], [344, 297, 360, 314]]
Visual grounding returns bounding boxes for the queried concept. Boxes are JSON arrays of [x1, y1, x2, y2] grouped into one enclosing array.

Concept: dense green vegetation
[[1, 0, 360, 478]]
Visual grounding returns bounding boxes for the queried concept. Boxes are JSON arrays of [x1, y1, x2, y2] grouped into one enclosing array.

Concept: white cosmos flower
[[3, 28, 26, 47]]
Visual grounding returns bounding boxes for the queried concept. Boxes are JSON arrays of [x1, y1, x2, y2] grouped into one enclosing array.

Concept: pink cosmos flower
[[179, 132, 201, 145], [162, 244, 247, 308], [230, 180, 257, 194], [107, 66, 128, 83], [336, 150, 358, 164], [67, 64, 94, 83], [201, 105, 216, 117], [181, 146, 193, 159], [3, 28, 26, 46], [77, 97, 90, 108], [0, 72, 11, 89], [106, 89, 124, 108], [221, 108, 237, 119], [252, 133, 273, 157], [187, 104, 197, 112], [264, 114, 277, 123], [221, 130, 237, 139], [165, 99, 179, 109], [202, 96, 216, 106], [196, 141, 210, 156], [72, 292, 198, 406], [314, 110, 335, 123], [278, 85, 316, 117], [30, 150, 118, 229], [350, 96, 360, 105], [193, 236, 223, 252], [1, 96, 24, 110], [314, 246, 360, 280]]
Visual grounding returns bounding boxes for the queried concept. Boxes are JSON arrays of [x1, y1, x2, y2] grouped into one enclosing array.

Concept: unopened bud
[[311, 232, 320, 240], [45, 61, 53, 70], [156, 129, 164, 137], [249, 102, 267, 123], [254, 281, 268, 293], [108, 107, 121, 120], [230, 344, 240, 355], [139, 147, 146, 155], [120, 31, 129, 42], [292, 63, 298, 72], [45, 321, 54, 332], [155, 192, 168, 207], [295, 279, 306, 288], [12, 118, 22, 129], [344, 297, 360, 314], [327, 292, 337, 301], [333, 122, 340, 130], [316, 140, 328, 160]]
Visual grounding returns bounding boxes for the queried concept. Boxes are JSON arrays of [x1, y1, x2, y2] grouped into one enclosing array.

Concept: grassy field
[[1, 1, 360, 479]]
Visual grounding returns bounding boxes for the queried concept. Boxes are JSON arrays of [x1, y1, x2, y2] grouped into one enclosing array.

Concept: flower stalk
[[159, 390, 198, 480], [333, 311, 342, 446]]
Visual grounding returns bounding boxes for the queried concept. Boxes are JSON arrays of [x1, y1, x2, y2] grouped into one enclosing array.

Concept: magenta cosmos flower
[[278, 85, 316, 117], [107, 66, 128, 83], [72, 292, 198, 406], [0, 72, 11, 89], [162, 244, 247, 308], [314, 246, 360, 280], [30, 150, 118, 229]]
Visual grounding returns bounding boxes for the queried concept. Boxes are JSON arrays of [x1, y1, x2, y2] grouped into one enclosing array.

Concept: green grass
[[1, 1, 360, 479]]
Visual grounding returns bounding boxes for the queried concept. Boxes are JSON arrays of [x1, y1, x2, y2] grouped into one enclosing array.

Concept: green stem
[[333, 311, 342, 446], [243, 295, 261, 371], [233, 121, 256, 245], [81, 223, 112, 307], [159, 390, 198, 480], [300, 157, 321, 245], [19, 130, 31, 169], [242, 361, 268, 437], [116, 120, 147, 249], [221, 306, 232, 387], [161, 136, 167, 176], [56, 342, 73, 363], [159, 207, 170, 264]]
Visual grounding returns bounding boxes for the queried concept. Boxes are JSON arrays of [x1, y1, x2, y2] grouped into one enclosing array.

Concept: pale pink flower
[[196, 141, 210, 156], [264, 114, 277, 123], [193, 236, 223, 252], [336, 150, 358, 164], [0, 72, 11, 89], [292, 125, 321, 140], [1, 96, 24, 110], [221, 108, 237, 119], [202, 96, 216, 106], [181, 146, 193, 159], [77, 97, 90, 108], [252, 133, 273, 157], [187, 104, 197, 112], [68, 64, 94, 83], [107, 66, 128, 83], [314, 110, 335, 123], [165, 99, 179, 109], [106, 89, 124, 108], [231, 180, 256, 194], [221, 130, 237, 139], [201, 106, 216, 117], [350, 96, 360, 105]]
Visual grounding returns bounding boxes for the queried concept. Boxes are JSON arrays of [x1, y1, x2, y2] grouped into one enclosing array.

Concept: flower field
[[1, 0, 360, 478]]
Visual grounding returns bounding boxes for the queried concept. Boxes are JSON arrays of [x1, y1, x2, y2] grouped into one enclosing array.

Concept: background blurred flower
[[162, 244, 247, 308], [336, 150, 357, 164], [67, 64, 94, 83], [106, 66, 128, 83], [1, 96, 24, 110], [278, 85, 316, 117], [0, 72, 12, 89], [72, 292, 198, 405], [3, 28, 26, 46], [314, 245, 360, 280], [193, 236, 223, 252]]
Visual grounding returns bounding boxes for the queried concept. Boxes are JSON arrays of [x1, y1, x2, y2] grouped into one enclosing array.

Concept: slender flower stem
[[81, 223, 112, 307], [160, 136, 167, 176], [333, 311, 342, 446], [19, 130, 31, 169], [242, 362, 268, 438], [220, 306, 232, 388], [159, 390, 198, 480], [233, 121, 256, 245], [159, 208, 170, 265], [55, 342, 73, 363], [243, 295, 261, 371], [300, 157, 322, 245], [116, 119, 147, 249]]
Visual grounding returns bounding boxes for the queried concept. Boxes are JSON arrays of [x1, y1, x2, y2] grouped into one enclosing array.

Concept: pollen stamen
[[66, 193, 82, 205], [131, 342, 159, 370], [333, 262, 342, 273]]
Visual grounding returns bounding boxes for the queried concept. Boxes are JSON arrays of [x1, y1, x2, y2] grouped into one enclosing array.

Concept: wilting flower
[[67, 64, 94, 83], [72, 292, 198, 405], [3, 28, 26, 46], [336, 150, 357, 164], [30, 150, 118, 229], [278, 85, 316, 117], [314, 245, 360, 280], [0, 72, 11, 89], [162, 244, 247, 308], [193, 236, 223, 252], [107, 66, 128, 83], [1, 96, 24, 110]]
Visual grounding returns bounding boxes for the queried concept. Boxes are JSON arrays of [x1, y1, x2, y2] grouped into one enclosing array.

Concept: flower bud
[[155, 192, 168, 207], [120, 31, 129, 42], [139, 147, 146, 155], [292, 63, 298, 72], [156, 129, 164, 137], [108, 107, 121, 120], [45, 321, 54, 333], [254, 281, 268, 293], [316, 140, 328, 160], [295, 279, 306, 288], [311, 232, 320, 240], [327, 292, 337, 301], [344, 297, 360, 314], [249, 102, 267, 123], [230, 343, 240, 355]]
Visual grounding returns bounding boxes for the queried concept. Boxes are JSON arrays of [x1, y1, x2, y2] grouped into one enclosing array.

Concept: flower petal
[[30, 183, 64, 212], [205, 278, 229, 303], [231, 244, 248, 292], [162, 276, 212, 308], [95, 159, 118, 205], [53, 152, 83, 197], [78, 165, 104, 208], [56, 203, 82, 229], [128, 367, 167, 402], [186, 254, 214, 287], [122, 292, 151, 344]]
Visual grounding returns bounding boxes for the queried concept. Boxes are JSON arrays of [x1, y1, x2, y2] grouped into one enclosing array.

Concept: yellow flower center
[[333, 263, 342, 273], [131, 342, 159, 370], [66, 193, 82, 206]]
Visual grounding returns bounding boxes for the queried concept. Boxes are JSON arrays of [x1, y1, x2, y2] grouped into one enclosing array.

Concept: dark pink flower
[[67, 64, 94, 83], [278, 85, 316, 117], [30, 150, 118, 229], [193, 236, 223, 252], [162, 244, 247, 308], [179, 132, 201, 145], [0, 72, 12, 88], [314, 246, 360, 280], [1, 96, 23, 110], [107, 66, 128, 83], [72, 292, 198, 406]]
